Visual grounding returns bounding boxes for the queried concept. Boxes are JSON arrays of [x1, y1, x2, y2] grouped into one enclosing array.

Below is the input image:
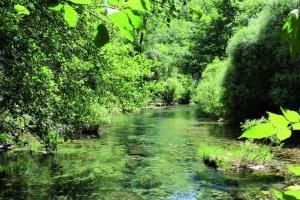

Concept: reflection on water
[[0, 106, 298, 199]]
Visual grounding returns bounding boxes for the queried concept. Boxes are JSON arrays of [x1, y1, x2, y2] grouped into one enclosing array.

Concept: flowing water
[[0, 106, 299, 199]]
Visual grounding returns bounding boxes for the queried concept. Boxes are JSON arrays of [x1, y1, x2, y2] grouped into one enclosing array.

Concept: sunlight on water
[[0, 106, 297, 199]]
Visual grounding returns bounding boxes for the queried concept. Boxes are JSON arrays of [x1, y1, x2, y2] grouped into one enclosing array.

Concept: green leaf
[[277, 128, 292, 141], [120, 29, 134, 42], [284, 190, 300, 200], [281, 108, 300, 123], [110, 12, 134, 42], [282, 9, 300, 57], [273, 190, 283, 200], [14, 4, 30, 15], [288, 166, 300, 176], [64, 5, 79, 27], [128, 0, 151, 12], [49, 3, 63, 11], [108, 0, 120, 6], [125, 9, 143, 29], [68, 0, 92, 4], [292, 123, 300, 130], [239, 123, 277, 139], [267, 112, 289, 128], [94, 24, 110, 48], [110, 12, 133, 31], [142, 0, 151, 11]]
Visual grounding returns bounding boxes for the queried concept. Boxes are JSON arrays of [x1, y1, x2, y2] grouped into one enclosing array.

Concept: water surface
[[0, 106, 298, 199]]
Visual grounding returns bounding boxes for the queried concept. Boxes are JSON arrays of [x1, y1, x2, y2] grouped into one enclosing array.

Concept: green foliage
[[143, 16, 194, 104], [222, 0, 300, 123], [239, 108, 300, 142], [282, 9, 300, 57], [44, 0, 152, 45], [84, 103, 111, 127], [288, 166, 300, 176], [239, 123, 277, 140], [240, 117, 268, 131], [240, 107, 300, 200], [192, 58, 229, 117], [233, 0, 268, 28], [128, 0, 151, 12], [281, 108, 300, 123], [183, 0, 239, 77], [68, 0, 92, 5], [110, 12, 134, 42], [274, 189, 300, 200], [161, 77, 185, 104], [14, 4, 30, 15], [0, 0, 160, 151], [126, 9, 143, 29], [187, 0, 268, 116], [63, 4, 79, 27], [0, 133, 13, 143]]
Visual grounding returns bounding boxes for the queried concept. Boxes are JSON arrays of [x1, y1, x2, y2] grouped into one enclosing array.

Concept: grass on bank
[[199, 141, 273, 170]]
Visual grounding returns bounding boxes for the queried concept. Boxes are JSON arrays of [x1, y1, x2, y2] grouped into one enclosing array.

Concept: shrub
[[192, 58, 229, 117], [223, 0, 300, 123], [85, 102, 111, 127], [161, 77, 185, 104]]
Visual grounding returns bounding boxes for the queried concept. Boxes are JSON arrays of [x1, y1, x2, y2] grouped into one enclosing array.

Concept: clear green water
[[0, 106, 296, 199]]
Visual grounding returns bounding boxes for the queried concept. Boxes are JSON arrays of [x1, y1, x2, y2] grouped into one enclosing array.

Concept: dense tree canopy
[[1, 0, 300, 151]]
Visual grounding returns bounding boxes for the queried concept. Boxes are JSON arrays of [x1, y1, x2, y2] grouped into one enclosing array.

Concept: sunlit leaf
[[125, 9, 143, 29], [292, 123, 300, 130], [239, 123, 276, 139], [49, 3, 63, 11], [108, 0, 120, 6], [94, 24, 110, 48], [267, 112, 289, 128], [284, 190, 300, 199], [14, 4, 30, 15], [277, 128, 292, 141], [281, 108, 300, 123], [110, 12, 133, 30], [288, 166, 300, 176], [119, 28, 134, 42], [64, 5, 79, 27], [128, 0, 151, 12], [68, 0, 92, 4], [142, 0, 151, 11], [110, 12, 134, 42], [273, 190, 283, 200]]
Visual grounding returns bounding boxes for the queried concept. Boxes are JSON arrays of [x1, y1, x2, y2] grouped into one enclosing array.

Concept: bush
[[223, 0, 300, 123], [161, 77, 185, 104], [85, 103, 111, 127], [192, 58, 229, 117]]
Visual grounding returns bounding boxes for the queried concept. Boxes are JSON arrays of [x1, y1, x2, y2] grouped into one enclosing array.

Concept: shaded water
[[0, 106, 298, 199]]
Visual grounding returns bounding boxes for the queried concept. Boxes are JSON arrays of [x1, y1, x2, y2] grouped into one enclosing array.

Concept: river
[[0, 106, 299, 199]]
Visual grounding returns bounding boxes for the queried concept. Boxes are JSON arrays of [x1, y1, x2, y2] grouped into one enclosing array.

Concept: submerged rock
[[203, 157, 218, 169], [247, 164, 265, 171], [0, 142, 13, 152], [81, 125, 102, 137]]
